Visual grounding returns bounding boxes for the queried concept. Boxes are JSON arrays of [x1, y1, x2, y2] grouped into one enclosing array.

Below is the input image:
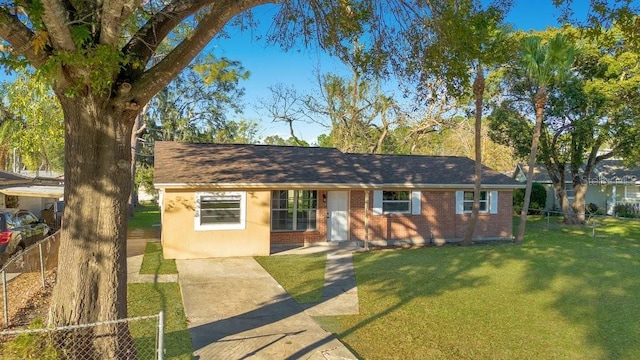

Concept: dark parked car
[[0, 209, 51, 262]]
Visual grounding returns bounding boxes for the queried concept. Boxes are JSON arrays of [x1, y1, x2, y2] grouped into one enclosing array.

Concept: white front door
[[327, 191, 349, 241]]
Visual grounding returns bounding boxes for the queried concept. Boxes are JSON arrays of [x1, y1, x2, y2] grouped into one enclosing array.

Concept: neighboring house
[[154, 142, 523, 258], [513, 160, 640, 214], [0, 171, 64, 220]]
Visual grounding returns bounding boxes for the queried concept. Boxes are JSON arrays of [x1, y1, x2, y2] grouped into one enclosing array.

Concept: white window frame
[[463, 190, 489, 213], [382, 190, 411, 214], [194, 191, 246, 231], [373, 190, 421, 215], [271, 190, 318, 231], [456, 190, 498, 215], [624, 185, 640, 200]]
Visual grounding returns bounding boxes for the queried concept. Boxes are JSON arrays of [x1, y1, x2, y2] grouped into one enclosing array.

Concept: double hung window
[[463, 191, 488, 213], [382, 191, 411, 213]]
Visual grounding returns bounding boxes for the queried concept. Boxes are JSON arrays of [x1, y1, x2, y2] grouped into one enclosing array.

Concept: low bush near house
[[613, 203, 640, 218]]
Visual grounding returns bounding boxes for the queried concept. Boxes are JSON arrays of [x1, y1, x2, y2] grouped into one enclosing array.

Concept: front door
[[327, 191, 349, 241]]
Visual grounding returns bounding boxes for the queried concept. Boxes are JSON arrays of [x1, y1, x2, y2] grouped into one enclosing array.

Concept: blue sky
[[210, 0, 593, 142], [0, 1, 603, 142]]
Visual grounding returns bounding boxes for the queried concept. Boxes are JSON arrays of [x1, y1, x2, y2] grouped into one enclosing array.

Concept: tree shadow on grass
[[324, 218, 640, 359]]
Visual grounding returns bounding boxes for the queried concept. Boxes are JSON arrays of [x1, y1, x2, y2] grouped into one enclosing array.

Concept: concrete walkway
[[177, 257, 358, 359], [273, 247, 360, 317]]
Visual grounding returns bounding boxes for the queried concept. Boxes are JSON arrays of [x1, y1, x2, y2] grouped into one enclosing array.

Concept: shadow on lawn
[[520, 217, 640, 359], [328, 216, 640, 359]]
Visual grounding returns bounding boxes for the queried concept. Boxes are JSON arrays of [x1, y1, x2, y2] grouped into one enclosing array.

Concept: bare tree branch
[[122, 0, 218, 76], [130, 0, 275, 107]]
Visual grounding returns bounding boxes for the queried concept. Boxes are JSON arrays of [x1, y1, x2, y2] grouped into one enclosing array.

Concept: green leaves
[[39, 44, 123, 96], [520, 33, 577, 88], [0, 74, 64, 171]]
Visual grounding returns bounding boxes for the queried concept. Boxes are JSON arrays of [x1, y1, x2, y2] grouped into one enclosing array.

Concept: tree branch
[[100, 0, 133, 45], [0, 8, 48, 67], [41, 0, 76, 51], [130, 0, 275, 106], [122, 0, 215, 75]]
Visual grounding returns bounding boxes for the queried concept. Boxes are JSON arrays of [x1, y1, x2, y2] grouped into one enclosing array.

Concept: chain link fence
[[1, 233, 166, 359], [1, 231, 60, 328], [0, 311, 164, 360], [515, 207, 640, 238]]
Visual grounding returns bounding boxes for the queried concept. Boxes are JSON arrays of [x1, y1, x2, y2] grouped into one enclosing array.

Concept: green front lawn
[[140, 241, 178, 275], [128, 283, 193, 360], [128, 203, 160, 230], [255, 253, 326, 303], [264, 216, 640, 359]]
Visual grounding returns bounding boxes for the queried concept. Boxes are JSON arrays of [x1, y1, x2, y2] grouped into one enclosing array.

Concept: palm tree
[[515, 34, 576, 244], [461, 12, 511, 246]]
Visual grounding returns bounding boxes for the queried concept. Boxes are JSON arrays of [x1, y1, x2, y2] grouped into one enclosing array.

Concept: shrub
[[513, 182, 547, 214], [613, 203, 640, 218]]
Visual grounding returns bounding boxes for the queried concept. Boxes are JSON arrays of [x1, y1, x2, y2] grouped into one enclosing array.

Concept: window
[[373, 190, 421, 215], [463, 191, 488, 213], [271, 190, 317, 231], [456, 190, 498, 215], [382, 191, 411, 213], [625, 186, 640, 200], [195, 192, 246, 231]]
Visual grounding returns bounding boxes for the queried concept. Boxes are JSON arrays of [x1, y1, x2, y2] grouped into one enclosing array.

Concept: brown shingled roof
[[154, 142, 521, 188]]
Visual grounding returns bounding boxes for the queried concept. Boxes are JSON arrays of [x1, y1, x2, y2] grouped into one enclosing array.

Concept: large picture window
[[271, 190, 318, 231], [382, 191, 411, 213], [195, 191, 246, 230], [463, 191, 488, 213]]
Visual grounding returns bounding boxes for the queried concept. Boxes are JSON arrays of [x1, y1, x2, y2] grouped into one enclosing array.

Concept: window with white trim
[[625, 186, 640, 200], [382, 191, 411, 213], [195, 191, 246, 230], [271, 190, 318, 231], [463, 191, 488, 213]]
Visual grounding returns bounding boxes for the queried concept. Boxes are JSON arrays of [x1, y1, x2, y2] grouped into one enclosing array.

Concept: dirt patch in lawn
[[0, 270, 55, 330]]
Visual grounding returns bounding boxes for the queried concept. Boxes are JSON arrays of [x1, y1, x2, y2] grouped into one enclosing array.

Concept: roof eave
[[154, 182, 524, 190]]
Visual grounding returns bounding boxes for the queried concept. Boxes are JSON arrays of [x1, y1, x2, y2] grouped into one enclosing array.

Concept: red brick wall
[[270, 190, 328, 245], [270, 189, 514, 246], [351, 190, 513, 243]]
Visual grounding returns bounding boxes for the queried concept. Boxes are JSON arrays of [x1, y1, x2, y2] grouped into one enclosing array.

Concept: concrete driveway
[[176, 257, 357, 360]]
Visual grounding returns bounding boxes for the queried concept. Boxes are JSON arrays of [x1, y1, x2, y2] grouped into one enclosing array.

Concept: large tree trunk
[[571, 180, 588, 223], [516, 87, 547, 244], [547, 163, 579, 224], [462, 66, 484, 246], [50, 94, 135, 359]]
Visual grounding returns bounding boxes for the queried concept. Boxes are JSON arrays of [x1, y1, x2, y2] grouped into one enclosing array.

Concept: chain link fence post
[[2, 270, 7, 328], [157, 310, 165, 360]]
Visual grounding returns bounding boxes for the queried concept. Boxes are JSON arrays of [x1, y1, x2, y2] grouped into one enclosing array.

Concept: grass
[[128, 283, 193, 360], [263, 216, 640, 359], [128, 203, 160, 230], [255, 253, 327, 303], [140, 241, 178, 275]]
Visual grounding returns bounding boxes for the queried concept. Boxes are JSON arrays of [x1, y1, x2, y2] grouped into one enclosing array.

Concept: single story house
[[0, 171, 64, 220], [154, 142, 523, 258], [514, 160, 640, 214]]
